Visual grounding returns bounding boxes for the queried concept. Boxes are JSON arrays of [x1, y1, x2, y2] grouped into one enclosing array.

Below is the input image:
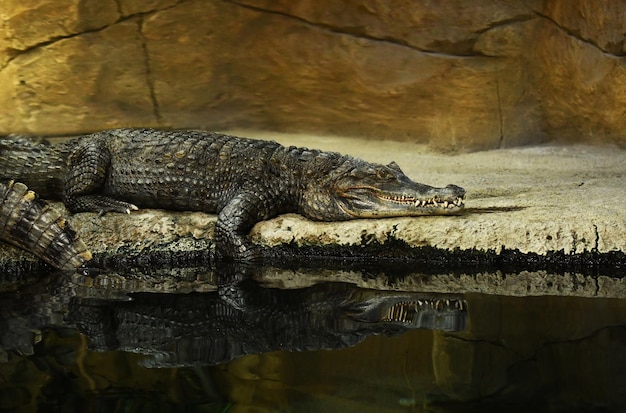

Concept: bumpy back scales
[[0, 136, 69, 198]]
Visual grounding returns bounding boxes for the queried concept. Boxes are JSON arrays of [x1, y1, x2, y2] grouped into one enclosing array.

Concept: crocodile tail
[[0, 180, 92, 270]]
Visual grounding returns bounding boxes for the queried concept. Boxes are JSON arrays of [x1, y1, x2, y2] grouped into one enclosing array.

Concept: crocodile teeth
[[413, 197, 465, 208]]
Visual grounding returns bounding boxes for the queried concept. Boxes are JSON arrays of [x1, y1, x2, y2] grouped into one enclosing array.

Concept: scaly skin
[[1, 128, 465, 260], [0, 180, 92, 270]]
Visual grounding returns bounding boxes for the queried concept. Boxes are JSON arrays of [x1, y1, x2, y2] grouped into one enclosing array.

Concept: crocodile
[[0, 265, 467, 367], [0, 180, 91, 271], [0, 128, 465, 262]]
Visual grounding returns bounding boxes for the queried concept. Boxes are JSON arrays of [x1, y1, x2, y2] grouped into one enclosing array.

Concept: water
[[0, 263, 625, 412]]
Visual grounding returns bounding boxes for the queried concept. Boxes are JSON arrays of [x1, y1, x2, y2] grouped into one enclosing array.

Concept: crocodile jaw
[[345, 293, 468, 332], [338, 184, 466, 218]]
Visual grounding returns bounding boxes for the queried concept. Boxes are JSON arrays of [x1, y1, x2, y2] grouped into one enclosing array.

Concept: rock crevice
[[224, 0, 506, 58], [532, 10, 625, 57], [137, 18, 163, 124]]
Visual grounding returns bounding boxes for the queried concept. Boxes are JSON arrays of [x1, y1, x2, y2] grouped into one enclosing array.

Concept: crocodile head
[[300, 157, 465, 221], [343, 290, 467, 332]]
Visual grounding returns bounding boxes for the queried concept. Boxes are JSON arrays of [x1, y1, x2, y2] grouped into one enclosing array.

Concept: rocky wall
[[0, 0, 624, 150]]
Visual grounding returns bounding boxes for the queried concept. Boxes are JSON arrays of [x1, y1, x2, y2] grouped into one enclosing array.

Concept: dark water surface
[[0, 264, 625, 413]]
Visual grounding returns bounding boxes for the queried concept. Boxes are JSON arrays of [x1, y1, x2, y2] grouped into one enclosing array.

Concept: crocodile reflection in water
[[0, 265, 467, 367]]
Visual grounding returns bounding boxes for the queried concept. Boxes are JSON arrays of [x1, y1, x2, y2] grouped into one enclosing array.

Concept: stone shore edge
[[1, 238, 624, 297]]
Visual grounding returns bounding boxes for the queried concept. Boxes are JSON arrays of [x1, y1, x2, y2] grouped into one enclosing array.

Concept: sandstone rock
[[530, 22, 626, 145], [236, 0, 533, 54], [0, 0, 624, 147], [0, 20, 158, 133], [143, 0, 509, 148], [117, 0, 180, 16], [0, 0, 119, 64], [533, 0, 626, 55]]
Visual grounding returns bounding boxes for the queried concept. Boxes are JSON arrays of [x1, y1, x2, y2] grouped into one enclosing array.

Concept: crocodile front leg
[[215, 191, 275, 261], [63, 137, 138, 214]]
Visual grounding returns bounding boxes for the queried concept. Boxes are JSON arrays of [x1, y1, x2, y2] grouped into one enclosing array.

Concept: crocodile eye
[[376, 168, 394, 180]]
